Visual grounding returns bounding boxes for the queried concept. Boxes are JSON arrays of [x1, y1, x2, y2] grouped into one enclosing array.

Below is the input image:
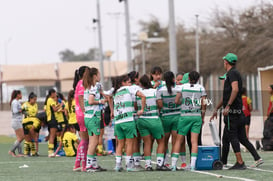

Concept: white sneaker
[[250, 159, 264, 168]]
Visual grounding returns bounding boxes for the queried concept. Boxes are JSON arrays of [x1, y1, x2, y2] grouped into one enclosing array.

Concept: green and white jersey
[[157, 85, 182, 117], [136, 88, 159, 119], [84, 85, 101, 118], [113, 86, 138, 124], [180, 83, 206, 117], [131, 84, 141, 101], [151, 80, 166, 90]]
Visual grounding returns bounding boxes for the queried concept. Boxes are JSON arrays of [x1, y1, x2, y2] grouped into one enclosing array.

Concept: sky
[[0, 0, 263, 65]]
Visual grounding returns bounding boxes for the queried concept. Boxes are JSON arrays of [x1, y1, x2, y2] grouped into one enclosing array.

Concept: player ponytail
[[128, 71, 139, 84], [44, 88, 56, 106], [73, 66, 88, 90], [10, 90, 21, 106], [140, 74, 153, 89], [164, 71, 175, 94], [189, 71, 200, 85]]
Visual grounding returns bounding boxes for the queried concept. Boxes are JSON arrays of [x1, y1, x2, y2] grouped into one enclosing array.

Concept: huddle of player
[[8, 89, 80, 158], [45, 88, 82, 158], [72, 65, 207, 172]]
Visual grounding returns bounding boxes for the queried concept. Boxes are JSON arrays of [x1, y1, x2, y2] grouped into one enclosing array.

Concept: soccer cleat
[[229, 162, 246, 170], [250, 159, 264, 168], [31, 152, 40, 157], [86, 166, 107, 172], [171, 166, 176, 171], [164, 163, 170, 168], [180, 163, 187, 168], [96, 166, 107, 171], [73, 166, 82, 172], [145, 165, 153, 171], [156, 165, 171, 171], [114, 167, 123, 172]]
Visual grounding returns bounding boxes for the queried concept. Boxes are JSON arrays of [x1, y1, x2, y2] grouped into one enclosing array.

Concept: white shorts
[[11, 120, 23, 130]]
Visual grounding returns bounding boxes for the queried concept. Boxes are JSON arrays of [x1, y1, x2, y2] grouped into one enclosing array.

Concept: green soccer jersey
[[136, 88, 159, 119], [113, 86, 138, 124], [84, 85, 101, 118], [180, 83, 206, 117], [157, 85, 182, 117]]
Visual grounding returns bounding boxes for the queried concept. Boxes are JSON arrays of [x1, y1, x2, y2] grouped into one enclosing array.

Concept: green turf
[[0, 135, 16, 144], [0, 142, 272, 181]]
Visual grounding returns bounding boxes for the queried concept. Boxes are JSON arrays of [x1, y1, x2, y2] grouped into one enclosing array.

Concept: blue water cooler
[[196, 146, 222, 170]]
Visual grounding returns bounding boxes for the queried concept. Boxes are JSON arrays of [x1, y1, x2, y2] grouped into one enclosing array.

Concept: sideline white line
[[193, 170, 256, 181], [144, 160, 257, 181]]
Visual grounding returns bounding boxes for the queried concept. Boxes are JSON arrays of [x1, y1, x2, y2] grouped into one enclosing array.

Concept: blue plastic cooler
[[196, 146, 221, 170]]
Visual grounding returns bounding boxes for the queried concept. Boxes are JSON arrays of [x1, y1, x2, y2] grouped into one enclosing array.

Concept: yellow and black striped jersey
[[62, 131, 78, 157]]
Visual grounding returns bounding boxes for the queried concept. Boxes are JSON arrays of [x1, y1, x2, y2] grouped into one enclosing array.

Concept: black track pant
[[221, 114, 260, 164]]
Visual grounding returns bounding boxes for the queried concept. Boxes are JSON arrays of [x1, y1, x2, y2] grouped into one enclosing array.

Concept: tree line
[[136, 2, 273, 76]]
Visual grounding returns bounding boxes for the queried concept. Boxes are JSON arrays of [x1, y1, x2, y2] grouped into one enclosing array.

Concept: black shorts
[[244, 116, 251, 126], [48, 119, 58, 129], [70, 123, 80, 131], [57, 122, 66, 132], [23, 122, 33, 135]]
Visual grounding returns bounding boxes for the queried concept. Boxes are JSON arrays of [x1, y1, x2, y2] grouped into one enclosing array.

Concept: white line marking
[[193, 170, 256, 181], [248, 167, 273, 173], [143, 160, 257, 181]]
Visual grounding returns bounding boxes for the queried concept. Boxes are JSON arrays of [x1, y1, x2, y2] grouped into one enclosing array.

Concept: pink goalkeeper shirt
[[75, 79, 84, 116]]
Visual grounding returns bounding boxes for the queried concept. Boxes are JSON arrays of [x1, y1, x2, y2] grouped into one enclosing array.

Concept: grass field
[[0, 136, 272, 181]]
